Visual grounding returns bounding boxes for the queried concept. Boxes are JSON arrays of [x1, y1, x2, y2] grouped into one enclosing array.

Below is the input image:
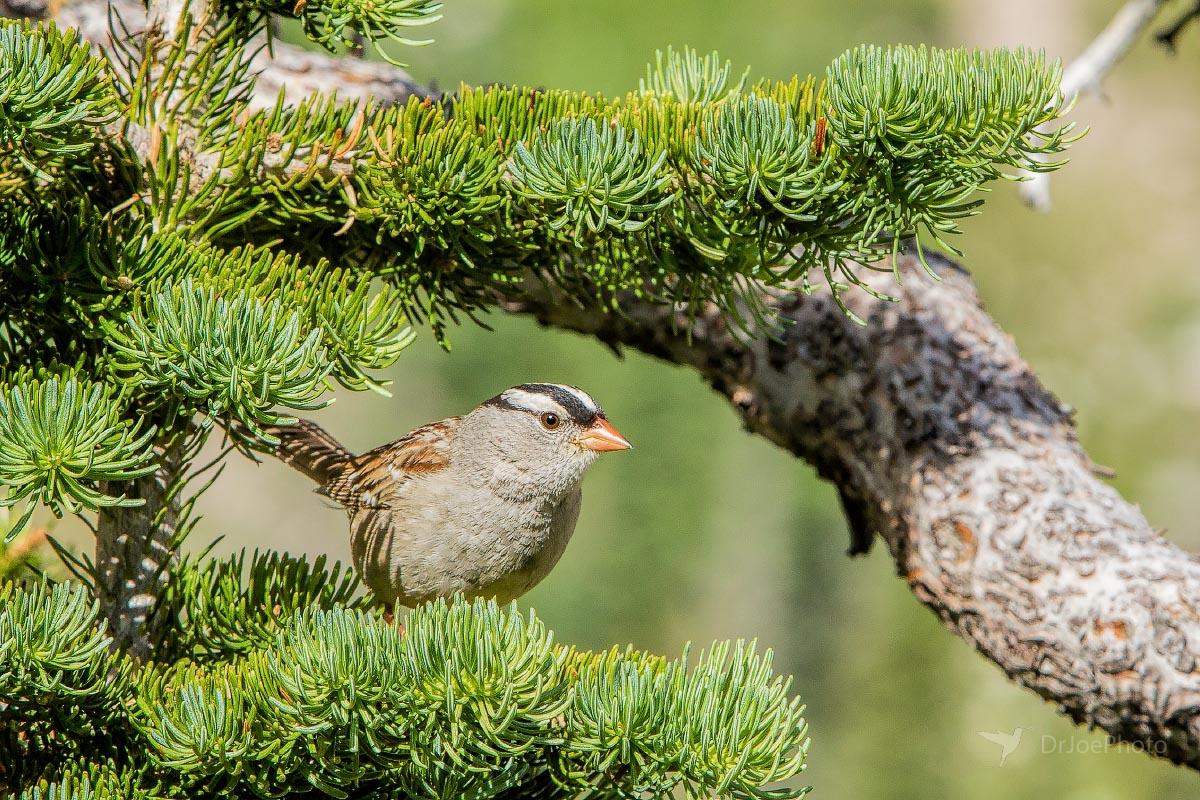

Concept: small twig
[[1155, 0, 1200, 51], [1018, 0, 1173, 212]]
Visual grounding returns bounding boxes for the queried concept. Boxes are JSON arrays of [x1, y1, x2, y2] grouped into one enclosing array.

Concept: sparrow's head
[[471, 383, 631, 486]]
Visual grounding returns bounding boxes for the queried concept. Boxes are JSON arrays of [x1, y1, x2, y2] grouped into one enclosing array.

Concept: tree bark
[[96, 438, 186, 661], [499, 254, 1200, 768], [14, 0, 1200, 769]]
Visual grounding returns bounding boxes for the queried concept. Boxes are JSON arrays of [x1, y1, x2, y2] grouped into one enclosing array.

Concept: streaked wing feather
[[320, 418, 457, 508]]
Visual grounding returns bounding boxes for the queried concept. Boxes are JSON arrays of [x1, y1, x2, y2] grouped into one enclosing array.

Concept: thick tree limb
[[499, 257, 1200, 768], [18, 0, 1200, 769]]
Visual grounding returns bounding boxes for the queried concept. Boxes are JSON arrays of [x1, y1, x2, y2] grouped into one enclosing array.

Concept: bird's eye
[[540, 412, 561, 430]]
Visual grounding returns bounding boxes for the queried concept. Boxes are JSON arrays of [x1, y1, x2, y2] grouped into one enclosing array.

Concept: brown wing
[[319, 417, 457, 509]]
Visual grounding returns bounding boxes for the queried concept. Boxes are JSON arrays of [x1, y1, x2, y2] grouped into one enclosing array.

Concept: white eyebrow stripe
[[501, 388, 568, 415]]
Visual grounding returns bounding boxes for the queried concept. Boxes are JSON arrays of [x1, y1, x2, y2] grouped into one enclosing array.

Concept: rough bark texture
[[96, 440, 185, 661], [12, 0, 1200, 769], [499, 255, 1200, 768]]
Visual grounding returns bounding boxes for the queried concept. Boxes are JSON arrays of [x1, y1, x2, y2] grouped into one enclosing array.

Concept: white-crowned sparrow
[[268, 383, 631, 609]]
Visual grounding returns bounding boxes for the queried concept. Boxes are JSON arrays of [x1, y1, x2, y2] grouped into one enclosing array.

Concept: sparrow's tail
[[266, 419, 353, 485]]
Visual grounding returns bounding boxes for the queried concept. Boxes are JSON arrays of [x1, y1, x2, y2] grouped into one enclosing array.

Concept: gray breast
[[349, 480, 584, 608]]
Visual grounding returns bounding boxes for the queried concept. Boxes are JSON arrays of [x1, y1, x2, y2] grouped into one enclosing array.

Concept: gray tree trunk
[[96, 439, 185, 661]]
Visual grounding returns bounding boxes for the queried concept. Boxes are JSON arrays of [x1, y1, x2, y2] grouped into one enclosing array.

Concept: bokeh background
[[40, 0, 1200, 797]]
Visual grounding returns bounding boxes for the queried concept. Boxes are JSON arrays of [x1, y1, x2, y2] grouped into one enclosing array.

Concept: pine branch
[[0, 20, 114, 184], [99, 37, 1075, 336], [0, 581, 135, 778], [218, 0, 441, 62], [106, 280, 334, 437], [11, 758, 147, 800], [164, 549, 372, 661], [0, 0, 428, 108], [0, 375, 157, 540], [0, 569, 811, 799]]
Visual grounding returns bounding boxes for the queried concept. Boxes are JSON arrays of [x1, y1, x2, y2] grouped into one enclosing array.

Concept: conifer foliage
[[0, 0, 1075, 795], [2, 563, 810, 799]]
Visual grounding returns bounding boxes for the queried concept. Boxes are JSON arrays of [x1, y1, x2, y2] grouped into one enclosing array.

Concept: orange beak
[[574, 417, 632, 452]]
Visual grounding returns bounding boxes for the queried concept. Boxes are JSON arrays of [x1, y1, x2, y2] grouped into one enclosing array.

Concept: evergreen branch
[[690, 95, 829, 222], [110, 41, 1072, 336], [70, 0, 427, 109], [165, 549, 372, 661], [825, 45, 1066, 161], [12, 15, 1069, 339], [0, 374, 156, 540], [9, 18, 1068, 339], [0, 581, 134, 774], [115, 12, 257, 142], [562, 646, 678, 796], [105, 280, 334, 440], [641, 46, 747, 104], [667, 641, 807, 799], [348, 103, 508, 264], [13, 758, 148, 800], [124, 592, 810, 798], [222, 0, 441, 63], [510, 118, 676, 238], [302, 271, 417, 392], [399, 599, 571, 762], [0, 20, 115, 180], [1, 560, 808, 798], [139, 235, 413, 386], [0, 581, 131, 715]]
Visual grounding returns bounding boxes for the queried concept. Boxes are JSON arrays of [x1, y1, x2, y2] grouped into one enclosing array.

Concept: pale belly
[[349, 487, 583, 607]]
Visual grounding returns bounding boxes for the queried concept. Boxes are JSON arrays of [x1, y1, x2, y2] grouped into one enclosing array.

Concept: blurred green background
[[49, 0, 1200, 796]]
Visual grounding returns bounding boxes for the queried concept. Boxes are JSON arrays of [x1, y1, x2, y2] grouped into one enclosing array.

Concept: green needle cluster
[[3, 562, 811, 799]]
